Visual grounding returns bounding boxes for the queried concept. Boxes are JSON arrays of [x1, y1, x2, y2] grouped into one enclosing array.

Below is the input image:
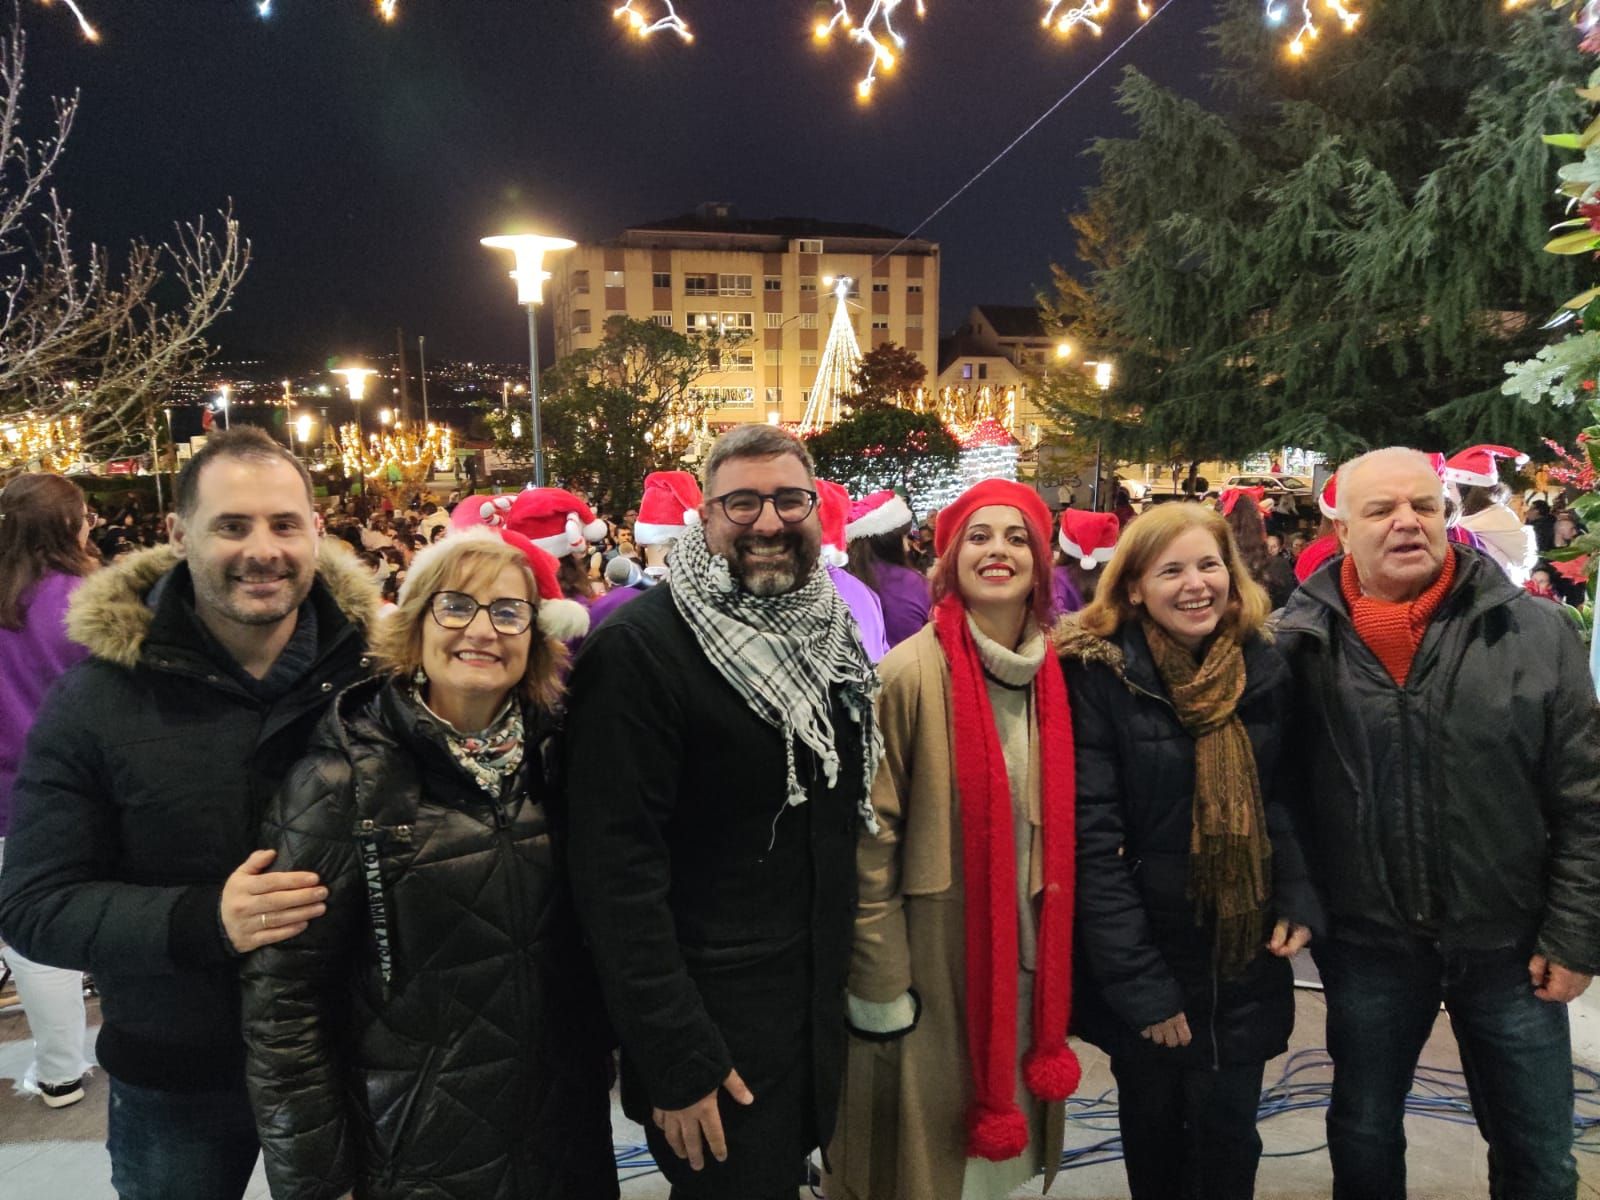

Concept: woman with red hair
[[827, 479, 1080, 1200]]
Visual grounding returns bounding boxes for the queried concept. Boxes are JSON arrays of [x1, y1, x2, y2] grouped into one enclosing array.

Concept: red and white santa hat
[[1441, 444, 1528, 489], [845, 489, 915, 542], [634, 470, 702, 547], [449, 493, 514, 531], [402, 526, 590, 641], [505, 486, 609, 560], [816, 479, 853, 568], [1058, 509, 1120, 570], [1318, 476, 1339, 520], [1218, 486, 1265, 518]]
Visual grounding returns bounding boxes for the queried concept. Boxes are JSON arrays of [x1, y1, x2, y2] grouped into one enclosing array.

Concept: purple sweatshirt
[[0, 571, 89, 834], [586, 581, 649, 633], [828, 565, 890, 664], [870, 561, 932, 650], [1050, 565, 1085, 621]]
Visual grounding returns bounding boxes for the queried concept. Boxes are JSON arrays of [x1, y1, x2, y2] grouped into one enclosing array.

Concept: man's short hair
[[1334, 447, 1441, 520], [702, 424, 815, 495], [176, 427, 314, 518]]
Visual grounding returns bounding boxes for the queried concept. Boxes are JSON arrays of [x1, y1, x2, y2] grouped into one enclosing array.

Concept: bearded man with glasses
[[564, 424, 882, 1200]]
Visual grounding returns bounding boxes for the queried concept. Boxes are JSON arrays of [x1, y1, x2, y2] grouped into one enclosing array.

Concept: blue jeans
[[106, 1077, 260, 1200], [1314, 938, 1578, 1200]]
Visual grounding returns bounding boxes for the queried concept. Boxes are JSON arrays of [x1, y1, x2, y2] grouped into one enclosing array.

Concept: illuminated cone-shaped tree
[[799, 278, 863, 433]]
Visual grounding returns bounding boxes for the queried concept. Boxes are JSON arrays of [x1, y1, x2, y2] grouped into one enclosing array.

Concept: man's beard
[[725, 528, 819, 597]]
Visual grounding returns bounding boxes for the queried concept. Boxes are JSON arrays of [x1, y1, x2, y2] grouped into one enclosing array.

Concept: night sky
[[24, 0, 1216, 366]]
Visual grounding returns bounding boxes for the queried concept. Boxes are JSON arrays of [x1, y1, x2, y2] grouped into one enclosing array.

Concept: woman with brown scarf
[[1056, 503, 1322, 1200]]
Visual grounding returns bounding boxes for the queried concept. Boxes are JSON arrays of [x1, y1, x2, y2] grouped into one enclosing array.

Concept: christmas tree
[[800, 278, 864, 434]]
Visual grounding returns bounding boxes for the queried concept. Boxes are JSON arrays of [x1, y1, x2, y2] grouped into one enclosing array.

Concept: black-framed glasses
[[427, 591, 534, 636], [708, 487, 818, 526]]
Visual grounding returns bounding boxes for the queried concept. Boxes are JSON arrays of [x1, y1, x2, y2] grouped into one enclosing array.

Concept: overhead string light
[[614, 0, 693, 42], [38, 0, 98, 41], [814, 0, 927, 102], [1264, 0, 1360, 58]]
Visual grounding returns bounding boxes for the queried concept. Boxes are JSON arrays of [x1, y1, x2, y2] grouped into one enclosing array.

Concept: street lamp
[[1089, 360, 1114, 511], [295, 413, 314, 460], [379, 407, 393, 428], [332, 367, 378, 439], [217, 383, 231, 431], [481, 231, 576, 487]]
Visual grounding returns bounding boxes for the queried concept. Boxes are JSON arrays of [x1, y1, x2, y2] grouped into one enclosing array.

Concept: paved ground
[[4, 982, 1600, 1198]]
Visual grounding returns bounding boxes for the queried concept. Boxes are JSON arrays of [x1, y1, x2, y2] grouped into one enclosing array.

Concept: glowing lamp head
[[1055, 342, 1073, 360], [333, 367, 378, 402], [1094, 361, 1114, 389], [295, 414, 313, 443], [481, 233, 577, 307]]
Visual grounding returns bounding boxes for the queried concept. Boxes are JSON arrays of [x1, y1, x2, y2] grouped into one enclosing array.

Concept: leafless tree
[[0, 11, 249, 467]]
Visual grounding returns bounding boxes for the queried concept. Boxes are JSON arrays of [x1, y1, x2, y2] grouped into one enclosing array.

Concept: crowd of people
[[0, 425, 1596, 1200]]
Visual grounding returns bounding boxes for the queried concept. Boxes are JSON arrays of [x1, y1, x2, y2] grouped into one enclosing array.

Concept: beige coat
[[825, 625, 1067, 1200]]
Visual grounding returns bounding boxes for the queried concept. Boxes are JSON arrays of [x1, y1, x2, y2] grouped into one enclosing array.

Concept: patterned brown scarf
[[1141, 620, 1271, 978]]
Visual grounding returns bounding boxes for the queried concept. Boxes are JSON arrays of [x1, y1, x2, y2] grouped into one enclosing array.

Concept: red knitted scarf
[[1339, 548, 1457, 687], [932, 596, 1082, 1162]]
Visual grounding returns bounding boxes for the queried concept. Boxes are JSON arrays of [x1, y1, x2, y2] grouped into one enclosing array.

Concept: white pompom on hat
[[1441, 445, 1528, 490], [505, 486, 609, 559], [1058, 509, 1120, 571], [845, 489, 915, 542], [634, 470, 703, 547], [815, 479, 853, 568]]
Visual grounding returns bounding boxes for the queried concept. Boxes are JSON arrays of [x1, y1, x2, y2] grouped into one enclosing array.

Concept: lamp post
[[481, 232, 576, 487], [332, 367, 378, 440], [1089, 359, 1113, 511], [217, 383, 231, 431]]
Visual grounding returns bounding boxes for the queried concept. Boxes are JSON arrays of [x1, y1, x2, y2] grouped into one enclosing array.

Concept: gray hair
[[702, 424, 815, 495], [1334, 447, 1441, 520]]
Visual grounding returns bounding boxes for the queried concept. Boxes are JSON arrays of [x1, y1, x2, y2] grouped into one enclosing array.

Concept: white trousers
[[0, 837, 89, 1088]]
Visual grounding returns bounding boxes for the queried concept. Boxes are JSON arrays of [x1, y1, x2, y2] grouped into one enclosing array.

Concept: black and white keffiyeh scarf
[[669, 524, 883, 832]]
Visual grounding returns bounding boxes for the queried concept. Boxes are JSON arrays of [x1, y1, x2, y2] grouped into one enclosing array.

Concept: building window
[[573, 310, 591, 334], [961, 363, 972, 380], [721, 312, 755, 332], [718, 274, 753, 297], [844, 279, 860, 297], [871, 317, 889, 330], [907, 282, 923, 294], [978, 363, 988, 380], [604, 269, 625, 289], [801, 388, 813, 406], [800, 352, 819, 367], [571, 270, 590, 295], [727, 350, 755, 371], [872, 281, 889, 293], [651, 313, 673, 327], [652, 272, 672, 289], [799, 276, 817, 294], [796, 239, 823, 254], [689, 386, 756, 409], [685, 274, 715, 296], [765, 387, 782, 407], [764, 349, 781, 366], [764, 276, 782, 292], [800, 313, 818, 329], [764, 312, 784, 329], [906, 315, 923, 329], [686, 312, 719, 333]]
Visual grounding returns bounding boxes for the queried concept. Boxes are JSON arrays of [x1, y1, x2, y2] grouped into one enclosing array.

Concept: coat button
[[321, 682, 333, 692], [359, 657, 371, 668]]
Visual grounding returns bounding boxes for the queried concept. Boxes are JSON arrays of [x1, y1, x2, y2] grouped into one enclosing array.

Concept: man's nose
[[751, 498, 785, 535]]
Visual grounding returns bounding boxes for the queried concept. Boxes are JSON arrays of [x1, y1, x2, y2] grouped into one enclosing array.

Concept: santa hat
[[634, 470, 702, 547], [1442, 445, 1528, 489], [846, 489, 915, 542], [933, 479, 1052, 556], [402, 526, 590, 641], [505, 487, 609, 559], [816, 479, 853, 568], [1058, 510, 1120, 571], [449, 493, 513, 531], [1219, 486, 1265, 518], [1318, 476, 1339, 521]]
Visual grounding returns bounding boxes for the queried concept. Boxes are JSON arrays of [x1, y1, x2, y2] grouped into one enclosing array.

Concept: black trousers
[[1109, 1051, 1268, 1200]]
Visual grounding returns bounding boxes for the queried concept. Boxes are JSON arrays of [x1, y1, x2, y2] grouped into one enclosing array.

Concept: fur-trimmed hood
[[67, 540, 381, 669], [1053, 613, 1126, 676]]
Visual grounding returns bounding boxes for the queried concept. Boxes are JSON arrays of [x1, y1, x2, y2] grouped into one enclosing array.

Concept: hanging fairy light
[[38, 0, 98, 41], [614, 0, 693, 41], [814, 0, 927, 101], [1265, 0, 1360, 59]]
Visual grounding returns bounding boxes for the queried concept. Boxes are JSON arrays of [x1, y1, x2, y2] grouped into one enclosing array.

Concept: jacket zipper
[[491, 789, 534, 1196]]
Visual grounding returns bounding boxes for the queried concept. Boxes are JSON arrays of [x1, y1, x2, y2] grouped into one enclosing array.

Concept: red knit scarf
[[1339, 548, 1457, 687], [933, 596, 1081, 1162]]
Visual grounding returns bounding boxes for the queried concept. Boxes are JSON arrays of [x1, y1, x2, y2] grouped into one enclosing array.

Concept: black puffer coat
[[1059, 620, 1324, 1068], [1275, 548, 1600, 972], [240, 678, 617, 1200]]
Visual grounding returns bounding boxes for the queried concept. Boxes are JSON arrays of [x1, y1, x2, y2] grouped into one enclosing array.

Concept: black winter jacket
[[1059, 620, 1323, 1068], [1275, 548, 1600, 972], [0, 545, 374, 1091], [240, 678, 617, 1200], [562, 583, 864, 1199]]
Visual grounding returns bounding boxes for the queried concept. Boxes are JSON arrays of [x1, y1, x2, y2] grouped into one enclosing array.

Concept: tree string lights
[[613, 0, 693, 42], [814, 0, 927, 100], [1264, 0, 1360, 58]]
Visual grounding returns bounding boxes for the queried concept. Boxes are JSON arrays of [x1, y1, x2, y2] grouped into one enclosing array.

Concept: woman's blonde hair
[[369, 534, 567, 712], [1075, 503, 1270, 641]]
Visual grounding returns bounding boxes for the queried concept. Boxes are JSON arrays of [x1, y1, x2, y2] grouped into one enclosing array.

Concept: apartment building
[[547, 204, 939, 426]]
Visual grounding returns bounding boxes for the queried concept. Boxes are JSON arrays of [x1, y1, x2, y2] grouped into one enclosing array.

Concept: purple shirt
[[828, 565, 890, 664], [1050, 565, 1085, 621], [0, 572, 89, 834], [870, 562, 932, 650], [586, 582, 648, 633]]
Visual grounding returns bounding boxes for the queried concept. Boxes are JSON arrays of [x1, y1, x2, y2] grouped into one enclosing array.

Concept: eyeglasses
[[427, 591, 534, 636], [708, 487, 818, 526]]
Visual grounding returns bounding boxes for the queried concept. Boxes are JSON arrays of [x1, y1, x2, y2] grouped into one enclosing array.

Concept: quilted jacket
[[240, 678, 618, 1200]]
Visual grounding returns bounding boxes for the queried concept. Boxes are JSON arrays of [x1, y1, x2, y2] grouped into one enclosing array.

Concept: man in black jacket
[[1276, 446, 1600, 1200], [0, 427, 375, 1200], [564, 425, 879, 1200]]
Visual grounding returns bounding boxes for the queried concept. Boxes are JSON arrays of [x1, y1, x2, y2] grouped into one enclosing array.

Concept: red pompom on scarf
[[933, 596, 1081, 1162]]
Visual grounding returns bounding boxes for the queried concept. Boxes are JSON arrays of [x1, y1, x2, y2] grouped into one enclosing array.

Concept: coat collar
[[66, 540, 379, 669], [1055, 613, 1285, 705]]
